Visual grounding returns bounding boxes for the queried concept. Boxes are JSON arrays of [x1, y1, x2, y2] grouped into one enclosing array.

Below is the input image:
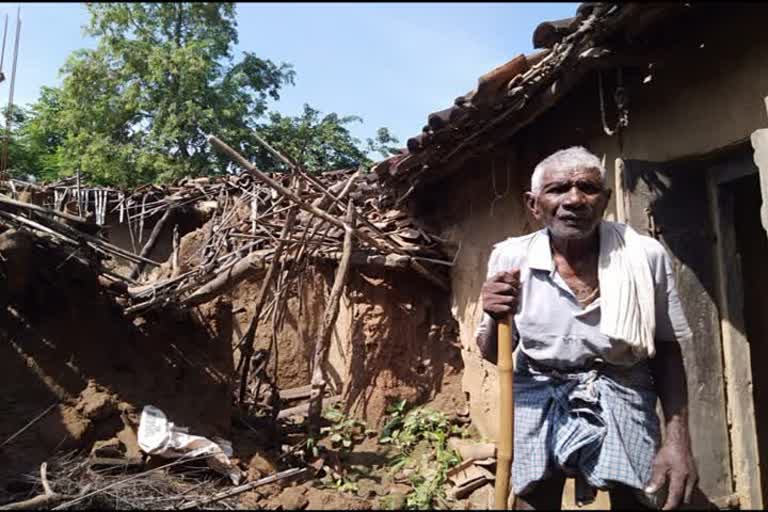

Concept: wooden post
[[308, 199, 355, 435], [494, 314, 515, 510]]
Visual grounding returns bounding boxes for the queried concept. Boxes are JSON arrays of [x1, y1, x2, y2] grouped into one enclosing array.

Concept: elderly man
[[476, 147, 698, 510]]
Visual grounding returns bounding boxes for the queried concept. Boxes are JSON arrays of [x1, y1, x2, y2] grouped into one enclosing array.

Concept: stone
[[274, 486, 309, 510]]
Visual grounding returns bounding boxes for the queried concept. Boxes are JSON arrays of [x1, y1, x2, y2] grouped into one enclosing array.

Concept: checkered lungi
[[512, 351, 661, 504]]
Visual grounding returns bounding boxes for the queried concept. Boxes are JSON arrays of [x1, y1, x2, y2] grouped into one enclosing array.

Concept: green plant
[[314, 404, 375, 495], [322, 404, 373, 452], [379, 401, 464, 510]]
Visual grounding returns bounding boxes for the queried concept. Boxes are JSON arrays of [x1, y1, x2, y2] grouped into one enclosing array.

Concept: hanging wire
[[598, 67, 629, 137], [489, 153, 512, 218]]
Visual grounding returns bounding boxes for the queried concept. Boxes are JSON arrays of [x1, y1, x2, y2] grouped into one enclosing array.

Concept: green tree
[[14, 3, 401, 185], [26, 2, 295, 186], [4, 88, 67, 181], [253, 104, 400, 172]]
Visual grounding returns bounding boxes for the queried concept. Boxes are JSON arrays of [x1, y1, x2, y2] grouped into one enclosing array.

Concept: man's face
[[525, 165, 611, 240]]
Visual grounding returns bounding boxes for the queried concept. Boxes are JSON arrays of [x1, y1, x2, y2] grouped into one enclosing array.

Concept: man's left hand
[[645, 439, 699, 510]]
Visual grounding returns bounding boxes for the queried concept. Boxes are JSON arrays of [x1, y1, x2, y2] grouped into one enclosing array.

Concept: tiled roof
[[372, 2, 686, 198]]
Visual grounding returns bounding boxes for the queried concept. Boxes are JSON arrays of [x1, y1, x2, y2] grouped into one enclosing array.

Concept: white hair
[[530, 146, 606, 194]]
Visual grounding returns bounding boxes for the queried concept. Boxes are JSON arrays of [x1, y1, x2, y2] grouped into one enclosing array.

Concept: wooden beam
[[181, 249, 271, 308], [279, 385, 312, 401], [707, 167, 763, 509], [0, 193, 90, 226]]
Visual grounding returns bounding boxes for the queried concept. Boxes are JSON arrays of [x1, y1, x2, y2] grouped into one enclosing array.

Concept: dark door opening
[[728, 172, 768, 505]]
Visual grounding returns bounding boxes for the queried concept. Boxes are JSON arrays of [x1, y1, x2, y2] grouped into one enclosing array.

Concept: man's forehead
[[539, 165, 602, 183]]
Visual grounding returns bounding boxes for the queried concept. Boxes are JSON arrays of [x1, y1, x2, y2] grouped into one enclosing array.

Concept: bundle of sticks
[[0, 134, 454, 316]]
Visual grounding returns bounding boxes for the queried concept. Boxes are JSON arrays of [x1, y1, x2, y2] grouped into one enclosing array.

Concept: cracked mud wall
[[327, 265, 463, 426]]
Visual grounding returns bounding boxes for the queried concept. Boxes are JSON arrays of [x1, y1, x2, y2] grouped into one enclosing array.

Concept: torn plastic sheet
[[137, 405, 242, 485]]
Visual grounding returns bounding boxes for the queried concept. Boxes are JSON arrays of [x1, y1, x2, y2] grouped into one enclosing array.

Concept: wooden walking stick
[[494, 313, 515, 509]]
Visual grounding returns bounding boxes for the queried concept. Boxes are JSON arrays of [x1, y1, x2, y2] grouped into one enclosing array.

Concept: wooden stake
[[176, 467, 308, 510], [307, 199, 355, 435], [494, 314, 515, 510]]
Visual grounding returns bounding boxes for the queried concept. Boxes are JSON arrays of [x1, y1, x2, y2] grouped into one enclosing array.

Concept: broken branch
[[176, 467, 308, 510]]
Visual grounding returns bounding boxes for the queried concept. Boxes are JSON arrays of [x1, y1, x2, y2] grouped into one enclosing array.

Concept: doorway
[[726, 172, 768, 505], [710, 149, 767, 509]]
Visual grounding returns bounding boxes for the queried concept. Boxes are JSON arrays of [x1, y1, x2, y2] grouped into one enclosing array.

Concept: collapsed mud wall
[[171, 218, 464, 427], [0, 228, 234, 486], [0, 168, 465, 497]]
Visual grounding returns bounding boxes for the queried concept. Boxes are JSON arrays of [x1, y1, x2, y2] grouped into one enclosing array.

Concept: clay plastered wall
[[424, 149, 534, 440], [228, 266, 328, 391], [328, 266, 462, 426], [225, 261, 462, 427], [602, 8, 768, 165]]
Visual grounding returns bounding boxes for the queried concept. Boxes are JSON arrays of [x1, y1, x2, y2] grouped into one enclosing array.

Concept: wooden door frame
[[615, 152, 763, 508], [707, 157, 763, 510]]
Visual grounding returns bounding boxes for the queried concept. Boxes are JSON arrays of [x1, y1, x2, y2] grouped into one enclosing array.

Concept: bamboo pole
[[494, 314, 515, 510]]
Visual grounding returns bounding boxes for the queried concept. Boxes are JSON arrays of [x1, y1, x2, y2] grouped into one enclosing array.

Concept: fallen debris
[[137, 405, 243, 485], [0, 463, 67, 511], [0, 135, 464, 511], [176, 467, 308, 510]]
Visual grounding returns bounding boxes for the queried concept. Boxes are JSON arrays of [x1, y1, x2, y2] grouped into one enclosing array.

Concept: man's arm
[[476, 269, 520, 365], [647, 340, 698, 510], [643, 240, 699, 510], [477, 315, 499, 364]]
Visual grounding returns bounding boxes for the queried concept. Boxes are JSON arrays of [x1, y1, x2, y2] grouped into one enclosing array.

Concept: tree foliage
[[8, 3, 400, 186], [254, 104, 400, 172], [7, 89, 67, 181]]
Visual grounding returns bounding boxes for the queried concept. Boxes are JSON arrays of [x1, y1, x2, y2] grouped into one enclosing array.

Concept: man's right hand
[[481, 269, 521, 320]]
